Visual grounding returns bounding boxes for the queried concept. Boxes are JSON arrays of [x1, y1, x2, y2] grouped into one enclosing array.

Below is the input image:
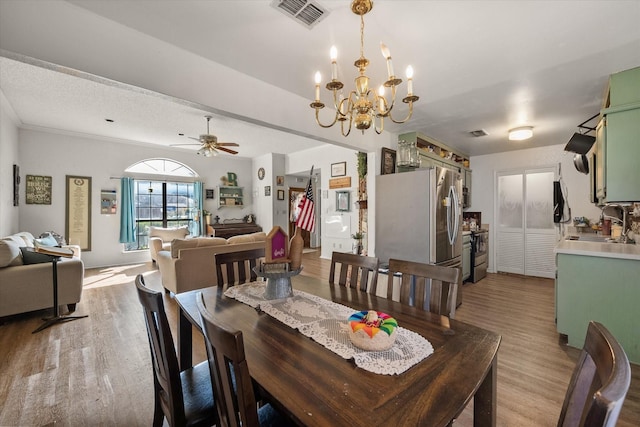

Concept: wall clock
[[258, 167, 265, 180]]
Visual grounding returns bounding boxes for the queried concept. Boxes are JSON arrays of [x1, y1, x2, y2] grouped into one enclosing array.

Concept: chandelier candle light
[[310, 0, 419, 136]]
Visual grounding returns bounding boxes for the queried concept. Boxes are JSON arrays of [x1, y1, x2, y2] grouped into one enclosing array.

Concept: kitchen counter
[[554, 239, 640, 260]]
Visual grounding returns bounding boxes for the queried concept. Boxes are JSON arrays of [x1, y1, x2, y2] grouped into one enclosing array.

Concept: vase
[[289, 227, 304, 270]]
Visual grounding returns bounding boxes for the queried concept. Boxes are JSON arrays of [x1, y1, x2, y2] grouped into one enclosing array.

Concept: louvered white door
[[496, 168, 557, 278]]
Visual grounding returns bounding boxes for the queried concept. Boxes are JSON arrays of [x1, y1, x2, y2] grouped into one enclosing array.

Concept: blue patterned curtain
[[119, 177, 136, 243], [194, 181, 204, 236]]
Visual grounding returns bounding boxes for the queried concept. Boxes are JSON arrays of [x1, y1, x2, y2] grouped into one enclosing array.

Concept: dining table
[[174, 274, 501, 427]]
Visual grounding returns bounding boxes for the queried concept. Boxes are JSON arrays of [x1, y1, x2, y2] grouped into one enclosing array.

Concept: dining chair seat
[[387, 259, 459, 317], [557, 321, 631, 427], [134, 274, 217, 427], [329, 251, 379, 293], [196, 292, 293, 427]]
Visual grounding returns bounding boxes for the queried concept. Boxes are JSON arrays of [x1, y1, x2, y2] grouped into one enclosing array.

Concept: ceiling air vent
[[469, 129, 489, 137], [271, 0, 329, 29]]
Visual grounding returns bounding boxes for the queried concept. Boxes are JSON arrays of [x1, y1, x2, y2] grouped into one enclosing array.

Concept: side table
[[32, 255, 88, 333]]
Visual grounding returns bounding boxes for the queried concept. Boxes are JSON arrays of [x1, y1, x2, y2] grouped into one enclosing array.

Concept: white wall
[[0, 90, 20, 236], [288, 145, 362, 259], [470, 143, 601, 272], [18, 128, 253, 268]]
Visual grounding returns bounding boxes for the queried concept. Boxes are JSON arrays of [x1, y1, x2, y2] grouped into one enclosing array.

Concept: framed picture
[[276, 176, 285, 186], [331, 161, 347, 177], [205, 188, 215, 199], [277, 189, 285, 200], [381, 147, 396, 175], [336, 190, 350, 212], [100, 190, 117, 214], [265, 185, 271, 196], [66, 175, 92, 251], [25, 175, 52, 205]]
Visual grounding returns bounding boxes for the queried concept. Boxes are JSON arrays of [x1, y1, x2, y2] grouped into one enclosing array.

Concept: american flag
[[296, 175, 315, 232]]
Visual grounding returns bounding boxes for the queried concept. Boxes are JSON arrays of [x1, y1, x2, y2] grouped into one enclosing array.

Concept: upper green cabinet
[[594, 67, 640, 203]]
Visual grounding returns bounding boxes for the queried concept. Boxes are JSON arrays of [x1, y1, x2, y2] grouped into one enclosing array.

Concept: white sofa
[[0, 232, 84, 317], [156, 232, 266, 294], [148, 225, 190, 262]]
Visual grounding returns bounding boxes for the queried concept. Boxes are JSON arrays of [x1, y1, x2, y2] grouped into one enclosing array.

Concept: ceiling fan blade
[[216, 142, 240, 147], [216, 146, 238, 155], [170, 143, 201, 147], [188, 136, 202, 142]]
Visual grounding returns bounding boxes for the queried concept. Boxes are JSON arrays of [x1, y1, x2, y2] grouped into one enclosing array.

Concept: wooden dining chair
[[329, 251, 380, 293], [196, 292, 293, 427], [215, 248, 265, 287], [387, 259, 459, 317], [557, 321, 631, 427], [134, 274, 218, 427]]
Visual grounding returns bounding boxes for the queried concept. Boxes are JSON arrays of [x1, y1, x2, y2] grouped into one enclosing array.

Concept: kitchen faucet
[[600, 203, 631, 243]]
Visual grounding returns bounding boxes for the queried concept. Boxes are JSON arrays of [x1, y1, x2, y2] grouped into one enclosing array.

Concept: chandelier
[[310, 0, 419, 136]]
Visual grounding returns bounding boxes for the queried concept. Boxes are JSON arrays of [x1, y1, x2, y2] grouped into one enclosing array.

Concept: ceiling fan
[[171, 115, 239, 157]]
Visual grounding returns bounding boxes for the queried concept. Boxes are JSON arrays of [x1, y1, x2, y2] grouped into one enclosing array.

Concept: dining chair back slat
[[215, 248, 265, 288], [329, 252, 379, 293], [387, 259, 459, 317], [557, 321, 631, 427], [197, 293, 290, 427], [134, 274, 216, 427]]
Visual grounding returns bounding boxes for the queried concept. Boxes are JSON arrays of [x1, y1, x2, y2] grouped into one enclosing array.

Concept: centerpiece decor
[[255, 225, 305, 299]]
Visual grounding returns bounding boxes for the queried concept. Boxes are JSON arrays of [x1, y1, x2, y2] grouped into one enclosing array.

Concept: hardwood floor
[[0, 252, 638, 426]]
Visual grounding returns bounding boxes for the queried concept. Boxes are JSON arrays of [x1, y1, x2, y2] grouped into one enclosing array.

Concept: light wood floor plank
[[0, 252, 638, 426]]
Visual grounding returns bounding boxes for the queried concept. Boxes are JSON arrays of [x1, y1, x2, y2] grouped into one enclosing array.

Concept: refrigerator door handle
[[447, 185, 455, 245], [451, 185, 460, 243]]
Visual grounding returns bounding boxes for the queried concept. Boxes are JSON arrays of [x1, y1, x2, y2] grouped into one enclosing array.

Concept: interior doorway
[[495, 167, 558, 278], [288, 187, 311, 248]]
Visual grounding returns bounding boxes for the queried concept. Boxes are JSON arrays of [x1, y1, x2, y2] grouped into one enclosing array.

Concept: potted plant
[[351, 232, 364, 255], [203, 209, 212, 225]]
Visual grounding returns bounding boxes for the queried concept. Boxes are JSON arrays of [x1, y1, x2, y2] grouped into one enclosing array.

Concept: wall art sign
[[66, 175, 92, 251], [331, 161, 347, 177], [25, 174, 52, 205]]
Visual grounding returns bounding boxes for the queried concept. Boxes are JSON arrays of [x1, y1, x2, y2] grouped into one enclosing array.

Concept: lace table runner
[[224, 282, 434, 375]]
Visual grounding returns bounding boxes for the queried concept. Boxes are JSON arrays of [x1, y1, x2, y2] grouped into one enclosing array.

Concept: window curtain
[[194, 181, 204, 236], [119, 177, 136, 243]]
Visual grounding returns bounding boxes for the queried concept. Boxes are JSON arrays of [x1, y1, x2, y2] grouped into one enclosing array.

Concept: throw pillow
[[0, 239, 23, 267], [20, 247, 54, 265], [35, 234, 59, 247]]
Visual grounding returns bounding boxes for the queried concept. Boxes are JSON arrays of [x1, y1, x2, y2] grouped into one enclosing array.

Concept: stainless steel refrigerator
[[375, 166, 463, 305]]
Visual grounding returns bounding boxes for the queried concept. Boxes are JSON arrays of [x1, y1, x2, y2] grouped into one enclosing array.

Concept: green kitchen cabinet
[[556, 251, 640, 363], [594, 66, 640, 203], [603, 107, 640, 202]]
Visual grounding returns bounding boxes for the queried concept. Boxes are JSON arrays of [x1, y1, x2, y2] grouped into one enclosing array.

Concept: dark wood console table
[[207, 223, 262, 239]]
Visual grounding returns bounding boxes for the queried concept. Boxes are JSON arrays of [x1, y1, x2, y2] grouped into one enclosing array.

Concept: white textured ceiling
[[1, 0, 639, 157]]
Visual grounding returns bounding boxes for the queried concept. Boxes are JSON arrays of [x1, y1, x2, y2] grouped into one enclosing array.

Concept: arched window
[[123, 159, 201, 251], [125, 158, 197, 177]]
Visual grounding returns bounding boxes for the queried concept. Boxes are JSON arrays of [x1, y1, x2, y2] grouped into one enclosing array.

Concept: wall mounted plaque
[[66, 175, 92, 251], [25, 175, 52, 205]]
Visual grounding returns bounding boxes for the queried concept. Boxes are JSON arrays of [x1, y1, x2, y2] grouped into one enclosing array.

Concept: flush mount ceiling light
[[310, 0, 418, 136], [508, 126, 534, 141]]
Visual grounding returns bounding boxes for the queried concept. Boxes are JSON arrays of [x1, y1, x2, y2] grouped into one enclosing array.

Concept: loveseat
[[0, 232, 84, 318], [156, 232, 266, 294], [148, 226, 190, 262]]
